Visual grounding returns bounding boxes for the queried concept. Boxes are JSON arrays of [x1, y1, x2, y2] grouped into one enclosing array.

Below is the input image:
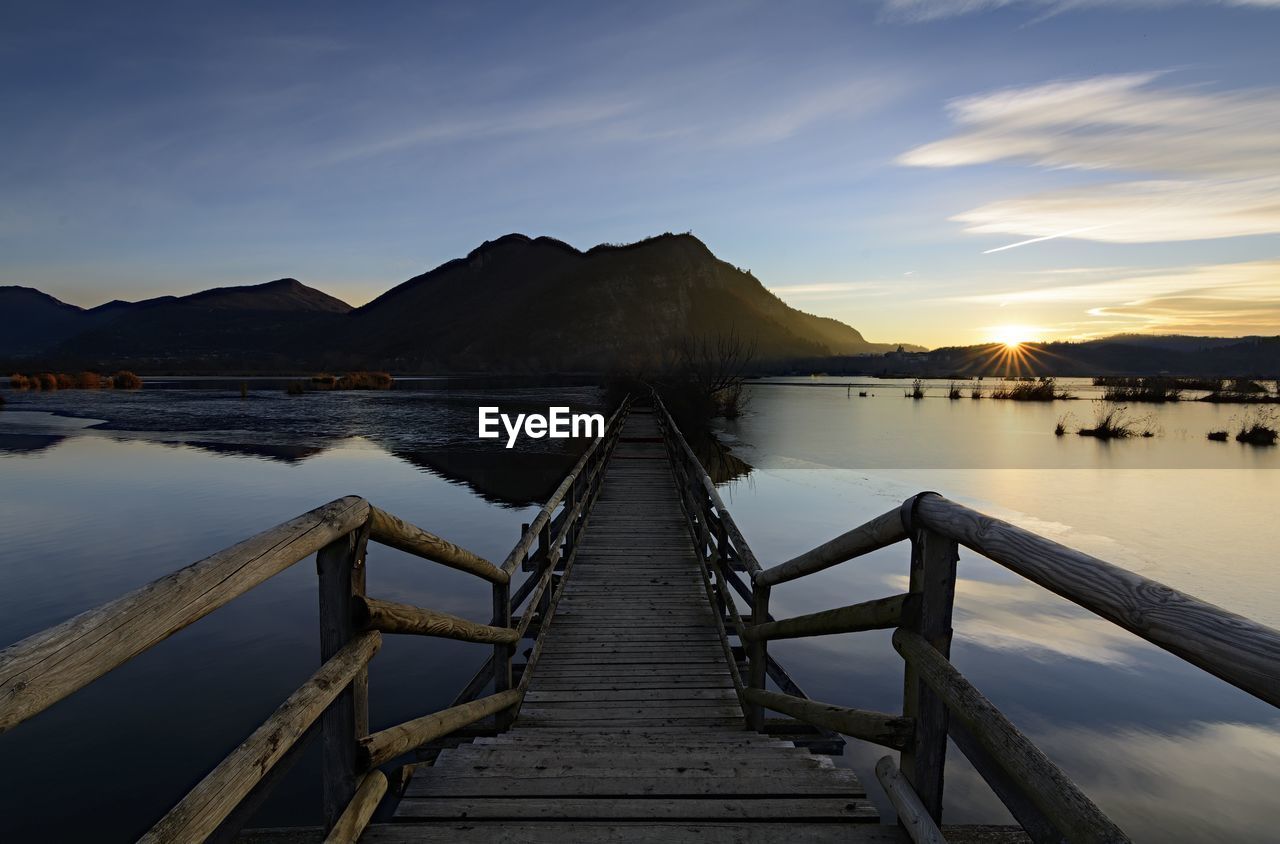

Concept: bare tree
[[674, 328, 757, 419]]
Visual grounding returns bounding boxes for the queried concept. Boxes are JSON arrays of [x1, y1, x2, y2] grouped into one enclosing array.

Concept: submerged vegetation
[[1098, 377, 1184, 403], [1076, 403, 1157, 440], [9, 371, 142, 390], [991, 378, 1071, 401], [286, 371, 395, 395], [1233, 409, 1279, 445]]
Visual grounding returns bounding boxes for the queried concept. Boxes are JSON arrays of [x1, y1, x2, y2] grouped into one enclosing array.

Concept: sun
[[990, 324, 1037, 348]]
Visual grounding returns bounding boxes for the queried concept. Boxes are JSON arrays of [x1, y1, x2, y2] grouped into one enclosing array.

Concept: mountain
[[892, 335, 1280, 378], [2, 234, 897, 372], [0, 287, 93, 356], [339, 233, 892, 371], [5, 279, 352, 369]]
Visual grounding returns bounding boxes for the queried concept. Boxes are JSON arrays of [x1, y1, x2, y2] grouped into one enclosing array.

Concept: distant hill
[[1, 279, 351, 369], [339, 233, 897, 371], [2, 234, 900, 372], [902, 335, 1280, 378], [0, 287, 92, 356]]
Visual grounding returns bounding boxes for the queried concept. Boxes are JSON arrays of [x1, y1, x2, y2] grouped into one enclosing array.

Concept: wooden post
[[899, 494, 959, 824], [493, 524, 524, 730], [746, 581, 770, 731], [316, 523, 370, 830]]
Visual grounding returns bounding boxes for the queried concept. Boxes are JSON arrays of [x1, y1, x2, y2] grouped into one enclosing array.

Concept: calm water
[[1, 378, 1277, 841]]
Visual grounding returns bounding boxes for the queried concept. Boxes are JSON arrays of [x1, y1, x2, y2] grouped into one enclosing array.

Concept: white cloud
[[954, 259, 1280, 335], [900, 73, 1280, 244], [879, 0, 1280, 24]]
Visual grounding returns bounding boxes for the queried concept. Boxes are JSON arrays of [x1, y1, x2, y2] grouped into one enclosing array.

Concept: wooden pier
[[2, 395, 1278, 843], [390, 408, 877, 839]]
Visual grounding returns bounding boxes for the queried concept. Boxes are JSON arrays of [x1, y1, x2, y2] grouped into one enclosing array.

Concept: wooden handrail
[[742, 593, 916, 642], [756, 507, 908, 587], [499, 397, 631, 576], [355, 596, 518, 645], [0, 495, 371, 734], [742, 688, 913, 750], [875, 756, 947, 844], [368, 505, 507, 585], [652, 393, 762, 577], [915, 493, 1280, 708], [140, 631, 382, 843], [323, 769, 387, 844], [359, 688, 523, 768], [894, 628, 1129, 843]]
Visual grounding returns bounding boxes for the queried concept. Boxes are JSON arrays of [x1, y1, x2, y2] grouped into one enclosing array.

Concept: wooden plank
[[393, 796, 877, 821], [403, 774, 862, 798]]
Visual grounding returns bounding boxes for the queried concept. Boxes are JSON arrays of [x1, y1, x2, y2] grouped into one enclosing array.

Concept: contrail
[[983, 224, 1108, 254]]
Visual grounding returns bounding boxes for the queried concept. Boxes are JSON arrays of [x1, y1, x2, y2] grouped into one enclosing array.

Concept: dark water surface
[[1, 378, 1277, 841]]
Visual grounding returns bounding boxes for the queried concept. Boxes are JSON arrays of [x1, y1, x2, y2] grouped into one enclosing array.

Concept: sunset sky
[[3, 0, 1278, 348]]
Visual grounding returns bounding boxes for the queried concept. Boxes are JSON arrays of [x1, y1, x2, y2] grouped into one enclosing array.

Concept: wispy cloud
[[953, 259, 1280, 335], [900, 73, 1280, 244], [878, 0, 1280, 24], [768, 280, 893, 298]]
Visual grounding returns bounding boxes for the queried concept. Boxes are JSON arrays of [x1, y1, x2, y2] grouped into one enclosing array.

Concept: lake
[[1, 377, 1277, 842]]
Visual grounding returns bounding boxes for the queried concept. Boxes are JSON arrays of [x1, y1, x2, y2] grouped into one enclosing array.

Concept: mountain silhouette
[[2, 234, 899, 371]]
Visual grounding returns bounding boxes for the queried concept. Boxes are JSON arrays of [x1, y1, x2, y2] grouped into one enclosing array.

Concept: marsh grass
[[1077, 403, 1156, 439], [1099, 377, 1184, 403], [1233, 408, 1279, 446], [992, 378, 1071, 401], [948, 382, 962, 400], [905, 379, 925, 400]]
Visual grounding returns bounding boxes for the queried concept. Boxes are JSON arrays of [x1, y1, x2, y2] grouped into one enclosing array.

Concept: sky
[[2, 0, 1278, 348]]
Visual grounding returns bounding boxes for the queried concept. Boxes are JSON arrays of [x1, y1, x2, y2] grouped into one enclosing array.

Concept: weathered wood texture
[[742, 688, 913, 750], [876, 755, 947, 844], [744, 593, 915, 642], [141, 631, 381, 843], [323, 769, 387, 844], [360, 689, 522, 768], [900, 524, 959, 822], [393, 408, 876, 832], [894, 629, 1129, 843], [356, 596, 517, 645], [368, 505, 506, 584], [0, 495, 370, 733], [916, 494, 1280, 708], [756, 508, 908, 587], [317, 525, 370, 828]]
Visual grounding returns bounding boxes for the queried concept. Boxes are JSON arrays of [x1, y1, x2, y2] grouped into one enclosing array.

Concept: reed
[[992, 378, 1070, 401], [1077, 403, 1155, 440]]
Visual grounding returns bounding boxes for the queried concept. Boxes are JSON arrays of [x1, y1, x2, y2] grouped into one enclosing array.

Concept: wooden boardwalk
[[10, 397, 1275, 842], [388, 408, 878, 840]]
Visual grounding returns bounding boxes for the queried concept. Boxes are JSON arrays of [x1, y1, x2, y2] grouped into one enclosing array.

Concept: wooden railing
[[652, 394, 847, 753], [0, 396, 630, 842], [653, 394, 1280, 844]]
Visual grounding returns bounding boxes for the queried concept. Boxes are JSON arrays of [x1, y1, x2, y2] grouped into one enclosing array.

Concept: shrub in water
[[112, 371, 143, 390]]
